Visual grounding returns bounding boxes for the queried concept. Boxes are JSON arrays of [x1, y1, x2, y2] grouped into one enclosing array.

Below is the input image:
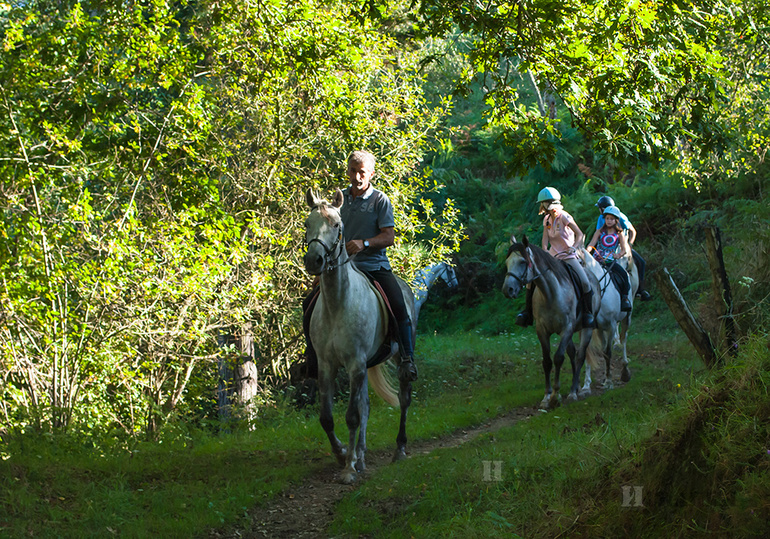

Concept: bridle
[[305, 209, 349, 272], [506, 246, 541, 287]]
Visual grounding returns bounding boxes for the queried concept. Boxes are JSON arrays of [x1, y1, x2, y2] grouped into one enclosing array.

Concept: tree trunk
[[654, 268, 720, 368], [217, 324, 259, 426]]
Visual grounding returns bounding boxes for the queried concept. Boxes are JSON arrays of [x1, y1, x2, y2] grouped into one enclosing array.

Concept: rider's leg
[[370, 269, 417, 381], [302, 287, 319, 378], [632, 250, 651, 301], [611, 264, 633, 312], [566, 258, 595, 327], [515, 284, 534, 327]]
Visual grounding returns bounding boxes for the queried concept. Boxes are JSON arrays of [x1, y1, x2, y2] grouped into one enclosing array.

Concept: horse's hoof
[[340, 471, 357, 484], [392, 449, 407, 462], [334, 448, 347, 466], [355, 459, 366, 473], [603, 380, 614, 390], [549, 396, 561, 409], [579, 388, 591, 398], [621, 367, 631, 383], [566, 392, 578, 404]]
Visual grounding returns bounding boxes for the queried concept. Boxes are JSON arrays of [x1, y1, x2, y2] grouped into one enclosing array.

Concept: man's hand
[[345, 239, 366, 255]]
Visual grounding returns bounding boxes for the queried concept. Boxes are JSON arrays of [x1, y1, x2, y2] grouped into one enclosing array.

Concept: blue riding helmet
[[602, 205, 622, 219], [595, 195, 615, 210], [537, 187, 561, 203]]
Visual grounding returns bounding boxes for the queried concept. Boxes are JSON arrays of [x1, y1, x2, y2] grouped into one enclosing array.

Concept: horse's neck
[[318, 256, 367, 311], [533, 255, 565, 299], [422, 264, 443, 288]]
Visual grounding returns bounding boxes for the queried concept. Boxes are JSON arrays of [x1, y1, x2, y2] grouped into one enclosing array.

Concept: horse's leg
[[567, 329, 593, 403], [601, 324, 614, 390], [551, 334, 571, 408], [537, 331, 553, 408], [318, 364, 346, 467], [393, 377, 412, 462], [354, 369, 371, 474], [341, 367, 367, 484], [581, 364, 593, 397], [619, 314, 632, 382]]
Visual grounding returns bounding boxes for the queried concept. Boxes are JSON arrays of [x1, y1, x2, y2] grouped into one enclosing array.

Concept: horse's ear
[[522, 234, 530, 248], [306, 188, 319, 208], [332, 188, 344, 208], [509, 234, 517, 245]]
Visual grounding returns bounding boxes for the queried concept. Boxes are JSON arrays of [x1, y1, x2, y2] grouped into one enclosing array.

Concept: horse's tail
[[586, 329, 602, 370], [368, 361, 399, 407]]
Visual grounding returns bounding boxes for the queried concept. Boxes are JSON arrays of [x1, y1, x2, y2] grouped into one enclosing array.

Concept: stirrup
[[398, 358, 418, 382], [637, 290, 652, 301]]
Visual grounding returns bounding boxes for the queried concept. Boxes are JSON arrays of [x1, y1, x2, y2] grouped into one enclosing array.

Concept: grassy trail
[[1, 318, 702, 538]]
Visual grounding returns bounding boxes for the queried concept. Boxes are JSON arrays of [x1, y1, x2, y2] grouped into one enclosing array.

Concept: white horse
[[303, 188, 415, 484], [580, 248, 639, 395], [412, 261, 459, 318]]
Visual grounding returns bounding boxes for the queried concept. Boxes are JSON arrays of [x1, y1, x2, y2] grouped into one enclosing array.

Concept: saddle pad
[[607, 263, 628, 296], [561, 262, 584, 318], [364, 279, 399, 369]]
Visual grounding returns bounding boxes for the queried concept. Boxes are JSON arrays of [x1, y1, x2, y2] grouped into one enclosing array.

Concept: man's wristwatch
[[363, 240, 370, 249]]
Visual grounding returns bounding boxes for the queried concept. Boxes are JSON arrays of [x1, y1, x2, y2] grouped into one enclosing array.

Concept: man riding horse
[[303, 150, 418, 383]]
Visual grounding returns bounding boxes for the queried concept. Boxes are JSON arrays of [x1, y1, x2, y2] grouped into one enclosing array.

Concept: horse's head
[[441, 263, 459, 289], [304, 188, 345, 275], [502, 234, 535, 298]]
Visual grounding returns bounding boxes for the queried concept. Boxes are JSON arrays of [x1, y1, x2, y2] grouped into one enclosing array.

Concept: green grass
[[328, 326, 703, 538], [0, 316, 732, 538], [0, 328, 581, 538], [0, 418, 324, 538]]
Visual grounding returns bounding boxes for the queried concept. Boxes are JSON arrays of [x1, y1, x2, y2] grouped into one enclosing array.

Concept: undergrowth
[[329, 328, 703, 538], [574, 334, 770, 537]]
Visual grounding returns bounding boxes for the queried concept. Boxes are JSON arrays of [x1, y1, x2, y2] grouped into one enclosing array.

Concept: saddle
[[562, 261, 587, 318], [606, 264, 627, 295], [302, 275, 400, 372]]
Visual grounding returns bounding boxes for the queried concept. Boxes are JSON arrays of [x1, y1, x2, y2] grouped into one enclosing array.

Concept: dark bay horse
[[502, 235, 599, 409], [303, 188, 415, 483]]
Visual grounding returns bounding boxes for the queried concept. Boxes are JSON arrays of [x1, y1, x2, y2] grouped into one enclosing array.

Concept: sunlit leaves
[[415, 0, 754, 171], [0, 0, 464, 436]]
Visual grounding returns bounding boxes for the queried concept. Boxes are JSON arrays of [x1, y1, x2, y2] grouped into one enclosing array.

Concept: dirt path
[[208, 406, 540, 538]]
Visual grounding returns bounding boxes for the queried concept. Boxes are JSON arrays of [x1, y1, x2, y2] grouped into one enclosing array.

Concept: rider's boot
[[581, 290, 596, 328], [397, 318, 418, 382], [515, 285, 534, 327], [620, 293, 633, 312]]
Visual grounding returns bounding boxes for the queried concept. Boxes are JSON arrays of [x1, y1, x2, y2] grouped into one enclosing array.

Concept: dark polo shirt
[[340, 185, 395, 272]]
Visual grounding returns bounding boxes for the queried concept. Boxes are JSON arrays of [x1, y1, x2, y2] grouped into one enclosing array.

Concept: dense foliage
[[1, 0, 769, 443], [0, 0, 462, 438]]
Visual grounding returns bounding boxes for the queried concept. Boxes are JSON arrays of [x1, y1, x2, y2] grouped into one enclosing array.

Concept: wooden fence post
[[654, 268, 720, 368], [704, 226, 737, 356], [217, 324, 259, 426]]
